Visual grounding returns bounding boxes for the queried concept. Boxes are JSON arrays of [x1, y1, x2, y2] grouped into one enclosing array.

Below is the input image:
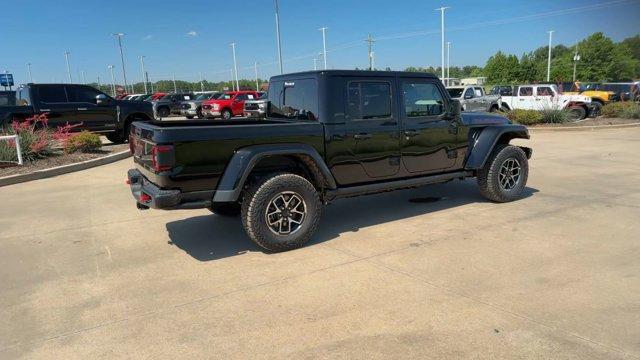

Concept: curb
[[0, 150, 131, 187], [529, 122, 640, 132]]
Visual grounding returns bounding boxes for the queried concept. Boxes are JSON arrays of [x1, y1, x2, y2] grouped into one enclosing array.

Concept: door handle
[[353, 133, 372, 140], [403, 130, 419, 137], [77, 108, 88, 111]]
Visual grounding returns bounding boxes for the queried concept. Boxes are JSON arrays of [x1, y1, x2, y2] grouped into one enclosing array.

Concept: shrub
[[506, 109, 543, 125], [620, 103, 640, 119], [539, 108, 569, 124], [0, 114, 74, 162], [65, 131, 102, 153], [600, 102, 627, 118]]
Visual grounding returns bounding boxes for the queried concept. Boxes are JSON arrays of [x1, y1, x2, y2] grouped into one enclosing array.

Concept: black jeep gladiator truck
[[128, 70, 532, 252], [0, 83, 153, 143]]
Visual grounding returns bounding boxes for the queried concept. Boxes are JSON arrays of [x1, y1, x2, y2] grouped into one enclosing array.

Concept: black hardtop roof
[[270, 69, 438, 81]]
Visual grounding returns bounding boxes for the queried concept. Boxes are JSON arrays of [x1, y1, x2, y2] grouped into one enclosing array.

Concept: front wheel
[[157, 107, 170, 118], [241, 173, 322, 252], [477, 144, 529, 203], [567, 106, 587, 121], [221, 109, 233, 120]]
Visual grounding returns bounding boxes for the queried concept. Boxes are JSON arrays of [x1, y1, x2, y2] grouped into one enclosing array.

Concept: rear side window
[[38, 85, 68, 103], [536, 87, 553, 96], [346, 82, 391, 120], [518, 87, 533, 96], [402, 81, 445, 117], [269, 79, 318, 121]]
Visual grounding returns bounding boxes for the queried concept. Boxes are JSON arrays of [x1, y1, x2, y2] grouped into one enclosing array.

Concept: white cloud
[[186, 31, 197, 37], [142, 34, 153, 41]]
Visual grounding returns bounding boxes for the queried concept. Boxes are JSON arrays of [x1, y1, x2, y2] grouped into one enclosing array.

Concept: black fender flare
[[464, 125, 531, 170], [212, 143, 336, 202]]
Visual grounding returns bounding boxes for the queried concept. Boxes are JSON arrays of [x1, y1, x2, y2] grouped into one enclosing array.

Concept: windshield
[[218, 93, 234, 100], [159, 95, 172, 101], [195, 93, 212, 101], [447, 88, 464, 98]]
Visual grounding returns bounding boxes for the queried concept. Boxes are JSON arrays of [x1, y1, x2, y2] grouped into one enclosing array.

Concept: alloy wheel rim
[[265, 191, 307, 236], [498, 158, 521, 190]]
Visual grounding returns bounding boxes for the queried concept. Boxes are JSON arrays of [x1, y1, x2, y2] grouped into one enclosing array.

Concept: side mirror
[[96, 94, 109, 106], [448, 99, 461, 119]]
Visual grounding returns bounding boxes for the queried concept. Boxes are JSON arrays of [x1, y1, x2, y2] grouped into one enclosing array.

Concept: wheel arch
[[213, 144, 336, 203], [464, 125, 531, 170]]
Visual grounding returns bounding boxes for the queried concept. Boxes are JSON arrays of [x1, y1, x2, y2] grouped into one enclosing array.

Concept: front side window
[[269, 79, 318, 121], [463, 88, 475, 99], [218, 93, 234, 100], [68, 86, 102, 103], [346, 82, 391, 120], [519, 87, 533, 96], [402, 82, 445, 117], [536, 87, 553, 96], [38, 85, 68, 103], [474, 88, 484, 97]]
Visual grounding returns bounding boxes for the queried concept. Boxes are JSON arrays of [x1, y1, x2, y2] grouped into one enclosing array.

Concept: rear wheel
[[157, 107, 170, 118], [477, 144, 529, 203], [567, 106, 587, 121], [489, 105, 499, 113], [196, 107, 204, 118], [221, 109, 233, 120], [105, 121, 131, 144], [241, 173, 321, 252], [589, 101, 603, 118]]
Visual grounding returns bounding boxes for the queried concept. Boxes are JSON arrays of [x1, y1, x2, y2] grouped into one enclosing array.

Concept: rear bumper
[[128, 168, 214, 210], [180, 109, 197, 116]]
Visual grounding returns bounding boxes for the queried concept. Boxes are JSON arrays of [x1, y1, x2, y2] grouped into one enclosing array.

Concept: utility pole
[[64, 51, 72, 83], [80, 70, 86, 84], [172, 73, 177, 92], [435, 6, 450, 83], [140, 56, 148, 94], [97, 75, 101, 90], [274, 0, 284, 74], [572, 45, 580, 82], [27, 63, 33, 83], [149, 74, 154, 93], [446, 41, 451, 86], [199, 72, 204, 92], [319, 27, 328, 70], [366, 34, 375, 70], [254, 62, 259, 91], [371, 52, 375, 70], [313, 57, 317, 70], [113, 33, 128, 91], [108, 64, 116, 96], [546, 30, 554, 82], [230, 42, 239, 91]]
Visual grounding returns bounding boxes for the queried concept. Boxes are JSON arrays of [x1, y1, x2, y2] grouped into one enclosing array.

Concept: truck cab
[[446, 85, 501, 112]]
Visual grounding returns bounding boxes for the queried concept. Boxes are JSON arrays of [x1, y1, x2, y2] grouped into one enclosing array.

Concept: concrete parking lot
[[1, 127, 639, 359]]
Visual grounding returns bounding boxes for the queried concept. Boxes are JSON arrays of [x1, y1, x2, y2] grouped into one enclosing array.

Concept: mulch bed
[[529, 117, 639, 127], [0, 143, 129, 177]]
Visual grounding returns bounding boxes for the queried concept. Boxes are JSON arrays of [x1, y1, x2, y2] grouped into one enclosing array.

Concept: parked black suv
[[128, 70, 532, 252], [0, 84, 153, 143]]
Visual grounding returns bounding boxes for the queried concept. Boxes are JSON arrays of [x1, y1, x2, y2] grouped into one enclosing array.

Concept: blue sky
[[2, 0, 639, 85]]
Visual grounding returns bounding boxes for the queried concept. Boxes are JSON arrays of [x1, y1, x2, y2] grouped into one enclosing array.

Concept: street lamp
[[113, 33, 128, 92], [435, 6, 450, 83], [230, 43, 239, 91], [108, 64, 116, 96], [546, 30, 554, 82], [319, 27, 328, 70], [64, 51, 72, 83], [446, 41, 451, 86], [27, 63, 33, 83], [572, 47, 581, 82], [139, 56, 148, 94], [274, 0, 284, 74]]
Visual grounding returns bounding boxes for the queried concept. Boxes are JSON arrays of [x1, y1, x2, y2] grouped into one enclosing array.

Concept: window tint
[[518, 87, 533, 96], [68, 86, 102, 103], [402, 82, 445, 117], [474, 87, 483, 97], [269, 79, 318, 121], [447, 88, 463, 98], [537, 87, 553, 96], [463, 88, 475, 98], [38, 85, 68, 103], [346, 82, 391, 120]]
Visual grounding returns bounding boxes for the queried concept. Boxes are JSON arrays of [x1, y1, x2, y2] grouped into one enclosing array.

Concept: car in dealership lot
[[201, 91, 260, 119], [560, 82, 617, 116], [152, 92, 195, 118], [179, 92, 221, 119], [500, 84, 592, 120], [0, 83, 153, 143], [600, 82, 634, 102], [489, 85, 515, 96], [243, 92, 268, 118], [127, 70, 532, 252], [446, 85, 501, 112]]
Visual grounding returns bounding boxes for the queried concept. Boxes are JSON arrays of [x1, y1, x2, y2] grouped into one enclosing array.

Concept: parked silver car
[[447, 86, 501, 112], [243, 92, 268, 119], [179, 92, 221, 119]]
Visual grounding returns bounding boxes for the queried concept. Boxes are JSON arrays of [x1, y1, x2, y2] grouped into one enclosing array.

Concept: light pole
[[108, 64, 116, 96], [572, 45, 580, 82], [172, 73, 177, 92], [546, 30, 554, 82], [371, 52, 375, 70], [366, 34, 375, 70], [140, 56, 148, 94], [274, 0, 284, 74], [319, 27, 328, 70], [27, 63, 33, 82], [313, 57, 317, 70], [199, 72, 204, 92], [446, 41, 451, 86], [97, 75, 101, 90], [81, 70, 86, 84], [435, 6, 449, 83], [113, 33, 128, 91], [254, 62, 259, 91], [230, 42, 239, 91], [64, 51, 72, 83]]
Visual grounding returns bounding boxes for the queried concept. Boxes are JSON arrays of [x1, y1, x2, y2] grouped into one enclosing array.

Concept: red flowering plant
[[1, 113, 81, 162]]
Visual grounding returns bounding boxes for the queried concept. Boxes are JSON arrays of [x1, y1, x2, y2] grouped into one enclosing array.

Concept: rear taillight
[[151, 145, 174, 172]]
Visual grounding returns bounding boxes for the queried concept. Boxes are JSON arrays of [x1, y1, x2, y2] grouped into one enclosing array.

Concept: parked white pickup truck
[[500, 84, 592, 120]]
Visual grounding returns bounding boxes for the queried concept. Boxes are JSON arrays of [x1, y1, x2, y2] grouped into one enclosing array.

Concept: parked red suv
[[201, 91, 260, 119]]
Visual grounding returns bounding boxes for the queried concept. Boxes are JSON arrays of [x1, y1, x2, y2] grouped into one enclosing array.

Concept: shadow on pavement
[[166, 179, 538, 261]]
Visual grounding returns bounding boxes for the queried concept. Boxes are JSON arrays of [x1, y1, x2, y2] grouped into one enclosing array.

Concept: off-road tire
[[241, 173, 322, 252], [185, 115, 194, 119], [157, 107, 170, 118], [568, 106, 587, 121], [208, 202, 241, 216], [589, 102, 602, 118], [221, 109, 233, 120], [477, 144, 529, 203], [105, 121, 131, 144]]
